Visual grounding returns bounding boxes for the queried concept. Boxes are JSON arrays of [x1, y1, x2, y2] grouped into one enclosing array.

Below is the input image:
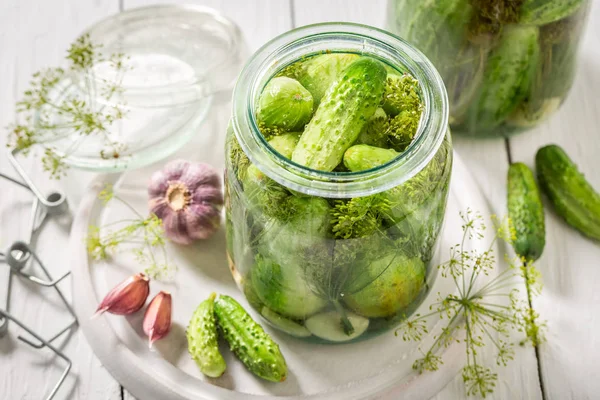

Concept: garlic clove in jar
[[148, 160, 224, 245]]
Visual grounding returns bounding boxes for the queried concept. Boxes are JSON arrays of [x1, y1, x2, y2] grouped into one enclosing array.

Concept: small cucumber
[[536, 145, 600, 241], [258, 77, 313, 131], [467, 25, 540, 132], [261, 306, 311, 338], [186, 293, 227, 378], [267, 131, 302, 159], [343, 145, 399, 172], [520, 0, 585, 25], [288, 53, 360, 107], [292, 58, 387, 172], [214, 295, 287, 382], [507, 163, 546, 262], [305, 310, 369, 342]]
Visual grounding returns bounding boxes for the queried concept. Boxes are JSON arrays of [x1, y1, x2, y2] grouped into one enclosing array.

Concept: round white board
[[70, 152, 492, 400]]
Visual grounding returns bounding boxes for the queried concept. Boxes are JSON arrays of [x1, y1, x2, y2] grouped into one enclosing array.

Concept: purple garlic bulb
[[148, 160, 223, 245]]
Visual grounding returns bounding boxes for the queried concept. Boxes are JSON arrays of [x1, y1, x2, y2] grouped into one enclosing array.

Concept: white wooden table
[[1, 1, 599, 399]]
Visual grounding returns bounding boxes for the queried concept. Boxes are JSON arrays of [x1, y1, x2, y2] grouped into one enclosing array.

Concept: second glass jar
[[388, 0, 590, 138]]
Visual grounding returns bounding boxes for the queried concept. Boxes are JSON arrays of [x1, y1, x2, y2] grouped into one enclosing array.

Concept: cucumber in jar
[[343, 251, 426, 318], [292, 58, 387, 172], [279, 53, 360, 107], [520, 0, 585, 25], [257, 77, 313, 131], [251, 196, 330, 320], [465, 25, 540, 134]]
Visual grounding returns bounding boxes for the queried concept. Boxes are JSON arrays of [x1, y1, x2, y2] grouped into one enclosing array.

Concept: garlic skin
[[96, 273, 150, 316], [148, 160, 223, 245], [143, 291, 172, 348]]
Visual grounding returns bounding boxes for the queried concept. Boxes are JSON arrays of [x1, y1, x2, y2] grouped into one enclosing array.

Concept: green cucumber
[[305, 310, 369, 342], [186, 293, 227, 378], [257, 77, 313, 131], [466, 25, 540, 132], [507, 163, 546, 262], [291, 58, 387, 172], [214, 295, 287, 382], [285, 53, 361, 107], [536, 145, 600, 241], [261, 306, 311, 338], [252, 253, 327, 320], [520, 0, 585, 25], [343, 253, 426, 318], [267, 131, 301, 159], [343, 145, 399, 172]]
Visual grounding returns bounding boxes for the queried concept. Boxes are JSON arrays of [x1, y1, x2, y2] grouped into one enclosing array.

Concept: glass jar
[[387, 0, 590, 138], [225, 23, 452, 343]]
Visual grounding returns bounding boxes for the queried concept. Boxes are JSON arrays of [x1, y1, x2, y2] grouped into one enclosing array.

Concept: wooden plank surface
[[0, 1, 123, 399], [508, 1, 600, 398], [0, 0, 598, 399]]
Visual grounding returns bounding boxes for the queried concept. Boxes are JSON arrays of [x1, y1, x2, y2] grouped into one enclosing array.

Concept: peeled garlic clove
[[95, 273, 150, 316], [148, 160, 224, 245], [143, 291, 172, 348]]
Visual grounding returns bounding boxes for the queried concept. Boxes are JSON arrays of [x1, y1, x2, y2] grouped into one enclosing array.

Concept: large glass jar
[[388, 0, 590, 138], [224, 23, 452, 343]]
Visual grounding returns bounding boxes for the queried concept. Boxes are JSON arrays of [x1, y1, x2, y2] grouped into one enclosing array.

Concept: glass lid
[[30, 4, 247, 173], [85, 4, 247, 107]]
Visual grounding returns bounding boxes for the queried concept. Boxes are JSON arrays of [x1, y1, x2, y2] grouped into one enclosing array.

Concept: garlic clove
[[191, 186, 223, 206], [187, 204, 222, 240], [147, 170, 170, 198], [161, 212, 194, 245], [95, 273, 150, 316], [179, 162, 219, 191], [143, 290, 172, 348]]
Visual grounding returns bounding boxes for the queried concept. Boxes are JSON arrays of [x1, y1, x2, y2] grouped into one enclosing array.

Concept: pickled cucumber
[[257, 77, 313, 131], [305, 310, 369, 342], [466, 26, 540, 132], [343, 252, 426, 318], [292, 58, 387, 171], [261, 307, 311, 338]]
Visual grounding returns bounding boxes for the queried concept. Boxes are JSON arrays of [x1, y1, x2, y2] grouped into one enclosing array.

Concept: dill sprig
[[396, 209, 546, 397], [87, 184, 177, 281], [7, 34, 130, 179], [330, 193, 393, 239]]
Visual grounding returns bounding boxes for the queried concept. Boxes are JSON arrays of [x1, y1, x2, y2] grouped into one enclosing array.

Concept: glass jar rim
[[232, 22, 449, 198]]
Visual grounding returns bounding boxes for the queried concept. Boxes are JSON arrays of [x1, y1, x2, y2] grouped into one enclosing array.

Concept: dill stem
[[523, 260, 540, 346]]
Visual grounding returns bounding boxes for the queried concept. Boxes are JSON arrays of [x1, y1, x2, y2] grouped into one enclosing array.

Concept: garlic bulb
[[148, 160, 223, 245]]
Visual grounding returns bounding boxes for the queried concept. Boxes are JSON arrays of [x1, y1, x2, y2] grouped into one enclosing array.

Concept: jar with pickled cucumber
[[225, 23, 452, 343], [388, 0, 590, 138]]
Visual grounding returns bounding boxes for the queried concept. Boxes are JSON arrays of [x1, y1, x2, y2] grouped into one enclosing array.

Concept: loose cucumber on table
[[536, 145, 600, 241], [214, 295, 287, 382], [507, 162, 546, 262], [291, 58, 387, 172], [186, 293, 227, 378]]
